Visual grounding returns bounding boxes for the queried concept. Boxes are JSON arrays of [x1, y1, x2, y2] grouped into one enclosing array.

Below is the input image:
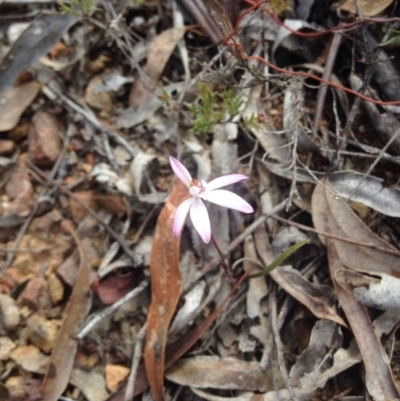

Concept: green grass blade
[[249, 240, 310, 278]]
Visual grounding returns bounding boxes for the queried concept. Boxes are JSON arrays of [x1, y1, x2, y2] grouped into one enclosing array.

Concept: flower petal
[[173, 197, 195, 238], [169, 156, 192, 188], [206, 174, 249, 191], [189, 198, 211, 243], [205, 189, 254, 213]]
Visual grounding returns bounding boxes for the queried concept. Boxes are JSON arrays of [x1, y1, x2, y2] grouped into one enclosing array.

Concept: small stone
[[10, 345, 49, 374], [9, 122, 30, 142], [3, 170, 34, 217], [105, 364, 130, 392], [5, 376, 26, 399], [6, 171, 33, 200], [19, 277, 50, 310], [47, 273, 64, 304], [26, 315, 58, 353], [0, 294, 20, 330], [0, 140, 15, 155], [28, 110, 61, 167], [0, 336, 16, 360]]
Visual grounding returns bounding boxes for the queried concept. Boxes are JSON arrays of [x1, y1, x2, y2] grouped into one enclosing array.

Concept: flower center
[[189, 179, 205, 198]]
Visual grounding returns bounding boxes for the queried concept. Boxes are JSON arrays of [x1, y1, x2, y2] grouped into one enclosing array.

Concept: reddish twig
[[243, 0, 400, 38], [224, 0, 400, 106]]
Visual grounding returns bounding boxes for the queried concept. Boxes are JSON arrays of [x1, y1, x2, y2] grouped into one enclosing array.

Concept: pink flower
[[169, 156, 254, 243]]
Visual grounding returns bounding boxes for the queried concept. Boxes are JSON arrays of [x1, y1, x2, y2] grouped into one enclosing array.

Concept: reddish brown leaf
[[106, 268, 250, 401], [144, 179, 186, 401]]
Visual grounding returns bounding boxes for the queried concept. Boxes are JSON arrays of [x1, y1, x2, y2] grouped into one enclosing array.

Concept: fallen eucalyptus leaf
[[328, 171, 400, 217], [0, 14, 76, 90], [312, 177, 400, 274]]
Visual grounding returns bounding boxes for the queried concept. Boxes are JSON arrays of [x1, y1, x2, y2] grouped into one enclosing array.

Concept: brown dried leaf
[[129, 28, 186, 107], [337, 0, 394, 16], [165, 356, 268, 391], [41, 220, 92, 401], [0, 82, 41, 132], [144, 180, 186, 401], [327, 240, 400, 400], [311, 178, 400, 274]]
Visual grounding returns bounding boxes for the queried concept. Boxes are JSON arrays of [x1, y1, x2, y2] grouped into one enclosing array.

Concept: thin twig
[[223, 1, 400, 106], [270, 214, 400, 257], [124, 323, 147, 401], [260, 295, 293, 369], [0, 247, 51, 253], [313, 32, 342, 133], [270, 283, 296, 401], [76, 279, 149, 339]]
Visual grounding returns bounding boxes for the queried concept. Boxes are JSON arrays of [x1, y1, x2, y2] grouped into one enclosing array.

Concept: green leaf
[[249, 240, 310, 278]]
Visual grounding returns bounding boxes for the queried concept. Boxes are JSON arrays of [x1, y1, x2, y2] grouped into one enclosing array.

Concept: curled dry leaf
[[93, 272, 138, 305], [336, 270, 400, 312], [144, 179, 186, 401], [311, 178, 400, 275]]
